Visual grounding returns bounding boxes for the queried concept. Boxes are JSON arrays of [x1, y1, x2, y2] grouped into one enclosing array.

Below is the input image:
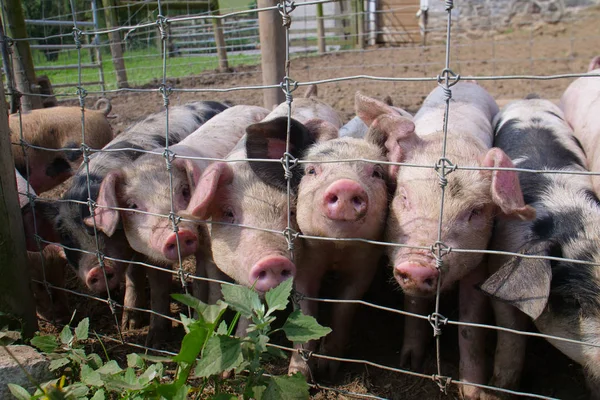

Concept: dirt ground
[[38, 5, 600, 400]]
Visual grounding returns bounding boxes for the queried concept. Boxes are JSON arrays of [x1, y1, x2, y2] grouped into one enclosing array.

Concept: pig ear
[[21, 200, 60, 251], [173, 158, 203, 190], [303, 118, 339, 142], [588, 56, 600, 72], [355, 91, 397, 127], [479, 241, 552, 320], [483, 148, 536, 221], [246, 116, 315, 191], [86, 171, 121, 237], [186, 162, 233, 219], [365, 114, 417, 180]]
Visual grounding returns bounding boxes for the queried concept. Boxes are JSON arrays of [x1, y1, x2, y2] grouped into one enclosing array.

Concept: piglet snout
[[322, 179, 368, 221], [249, 256, 296, 292], [86, 265, 118, 293], [394, 261, 439, 295], [162, 229, 198, 260]]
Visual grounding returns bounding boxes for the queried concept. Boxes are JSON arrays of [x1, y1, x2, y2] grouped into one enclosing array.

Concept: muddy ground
[[36, 6, 600, 400]]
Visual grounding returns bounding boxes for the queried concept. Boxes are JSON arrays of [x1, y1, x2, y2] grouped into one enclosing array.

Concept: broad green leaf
[[97, 360, 122, 375], [123, 367, 136, 385], [90, 389, 106, 400], [173, 385, 189, 400], [255, 334, 269, 354], [81, 364, 103, 387], [59, 325, 74, 346], [180, 314, 195, 332], [87, 353, 103, 369], [30, 335, 58, 353], [7, 384, 30, 400], [172, 293, 207, 316], [127, 353, 145, 369], [49, 357, 70, 371], [265, 278, 292, 314], [66, 382, 90, 397], [173, 324, 209, 364], [75, 318, 89, 341], [138, 354, 172, 363], [262, 373, 309, 400], [139, 363, 160, 382], [102, 374, 144, 391], [216, 320, 228, 335], [221, 284, 261, 318], [282, 310, 331, 343], [251, 385, 267, 400], [201, 301, 228, 325], [194, 335, 243, 378]]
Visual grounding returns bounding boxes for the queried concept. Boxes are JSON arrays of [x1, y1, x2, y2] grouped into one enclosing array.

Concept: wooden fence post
[[0, 82, 38, 339], [316, 3, 325, 54], [1, 0, 42, 111], [257, 0, 285, 110], [357, 0, 365, 49], [211, 0, 229, 71], [102, 0, 129, 88]]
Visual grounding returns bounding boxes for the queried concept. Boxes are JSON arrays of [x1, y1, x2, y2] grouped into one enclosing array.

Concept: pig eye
[[372, 165, 384, 179], [127, 200, 138, 210], [222, 208, 235, 224], [306, 166, 317, 175], [467, 206, 484, 222]]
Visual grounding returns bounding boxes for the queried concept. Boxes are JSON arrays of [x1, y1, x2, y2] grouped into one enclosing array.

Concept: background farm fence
[[2, 0, 600, 399]]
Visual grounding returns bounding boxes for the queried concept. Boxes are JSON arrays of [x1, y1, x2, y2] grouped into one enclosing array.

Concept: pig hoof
[[121, 311, 145, 331], [460, 385, 483, 400], [221, 369, 234, 380], [399, 347, 425, 371], [288, 355, 312, 381]]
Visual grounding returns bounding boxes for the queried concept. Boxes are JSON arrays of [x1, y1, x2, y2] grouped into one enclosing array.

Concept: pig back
[[174, 105, 270, 160], [414, 83, 498, 148], [265, 98, 343, 128]]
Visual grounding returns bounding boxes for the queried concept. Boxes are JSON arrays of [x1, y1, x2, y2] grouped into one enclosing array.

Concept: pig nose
[[249, 256, 296, 292], [163, 229, 198, 260], [394, 262, 439, 294], [86, 265, 117, 293], [322, 179, 368, 221]]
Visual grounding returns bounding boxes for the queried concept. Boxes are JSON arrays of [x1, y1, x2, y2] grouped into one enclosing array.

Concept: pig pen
[[16, 3, 600, 400]]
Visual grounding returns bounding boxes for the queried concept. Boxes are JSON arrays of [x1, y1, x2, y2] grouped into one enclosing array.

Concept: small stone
[[0, 345, 52, 398]]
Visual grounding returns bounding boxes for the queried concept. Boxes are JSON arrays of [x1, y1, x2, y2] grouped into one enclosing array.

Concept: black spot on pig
[[149, 134, 167, 148], [46, 157, 71, 178], [530, 117, 542, 124], [246, 117, 316, 191], [64, 141, 82, 162], [104, 141, 146, 159], [531, 208, 585, 242]]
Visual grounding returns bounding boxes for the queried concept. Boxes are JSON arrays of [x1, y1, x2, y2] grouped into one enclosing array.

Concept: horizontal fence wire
[[3, 0, 599, 399]]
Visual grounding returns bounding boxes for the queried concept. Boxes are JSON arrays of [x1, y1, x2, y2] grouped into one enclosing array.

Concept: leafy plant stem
[[92, 330, 110, 362]]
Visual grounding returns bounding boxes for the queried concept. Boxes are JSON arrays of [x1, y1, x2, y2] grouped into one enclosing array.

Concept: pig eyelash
[[467, 205, 485, 222]]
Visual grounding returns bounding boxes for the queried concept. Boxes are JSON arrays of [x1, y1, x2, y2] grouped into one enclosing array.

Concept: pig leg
[[317, 266, 376, 381], [192, 252, 209, 304], [289, 272, 323, 379], [458, 265, 489, 400], [121, 263, 147, 330], [480, 301, 528, 400], [401, 295, 432, 370], [145, 266, 172, 347], [206, 259, 227, 304]]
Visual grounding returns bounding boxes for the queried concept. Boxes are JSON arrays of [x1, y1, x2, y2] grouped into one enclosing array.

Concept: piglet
[[293, 100, 406, 379], [481, 98, 600, 400], [10, 99, 113, 193], [339, 95, 412, 139], [92, 105, 270, 319], [358, 83, 534, 399]]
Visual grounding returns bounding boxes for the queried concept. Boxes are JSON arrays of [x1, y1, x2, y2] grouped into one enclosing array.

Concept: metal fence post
[[0, 81, 38, 338], [257, 0, 285, 109]]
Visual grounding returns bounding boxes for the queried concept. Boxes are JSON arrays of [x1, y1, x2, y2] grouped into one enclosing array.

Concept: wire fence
[[4, 0, 600, 398]]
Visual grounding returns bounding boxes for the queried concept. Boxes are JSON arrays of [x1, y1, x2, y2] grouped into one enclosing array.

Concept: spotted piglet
[[481, 98, 600, 400], [357, 83, 534, 399]]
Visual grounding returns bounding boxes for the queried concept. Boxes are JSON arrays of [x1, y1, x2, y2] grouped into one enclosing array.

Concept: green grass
[[33, 47, 260, 96], [218, 0, 254, 13]]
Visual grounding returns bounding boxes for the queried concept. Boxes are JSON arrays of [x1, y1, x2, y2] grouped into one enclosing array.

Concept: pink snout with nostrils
[[322, 179, 368, 221], [162, 229, 198, 260], [394, 261, 439, 296], [249, 255, 296, 292], [86, 265, 118, 293]]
